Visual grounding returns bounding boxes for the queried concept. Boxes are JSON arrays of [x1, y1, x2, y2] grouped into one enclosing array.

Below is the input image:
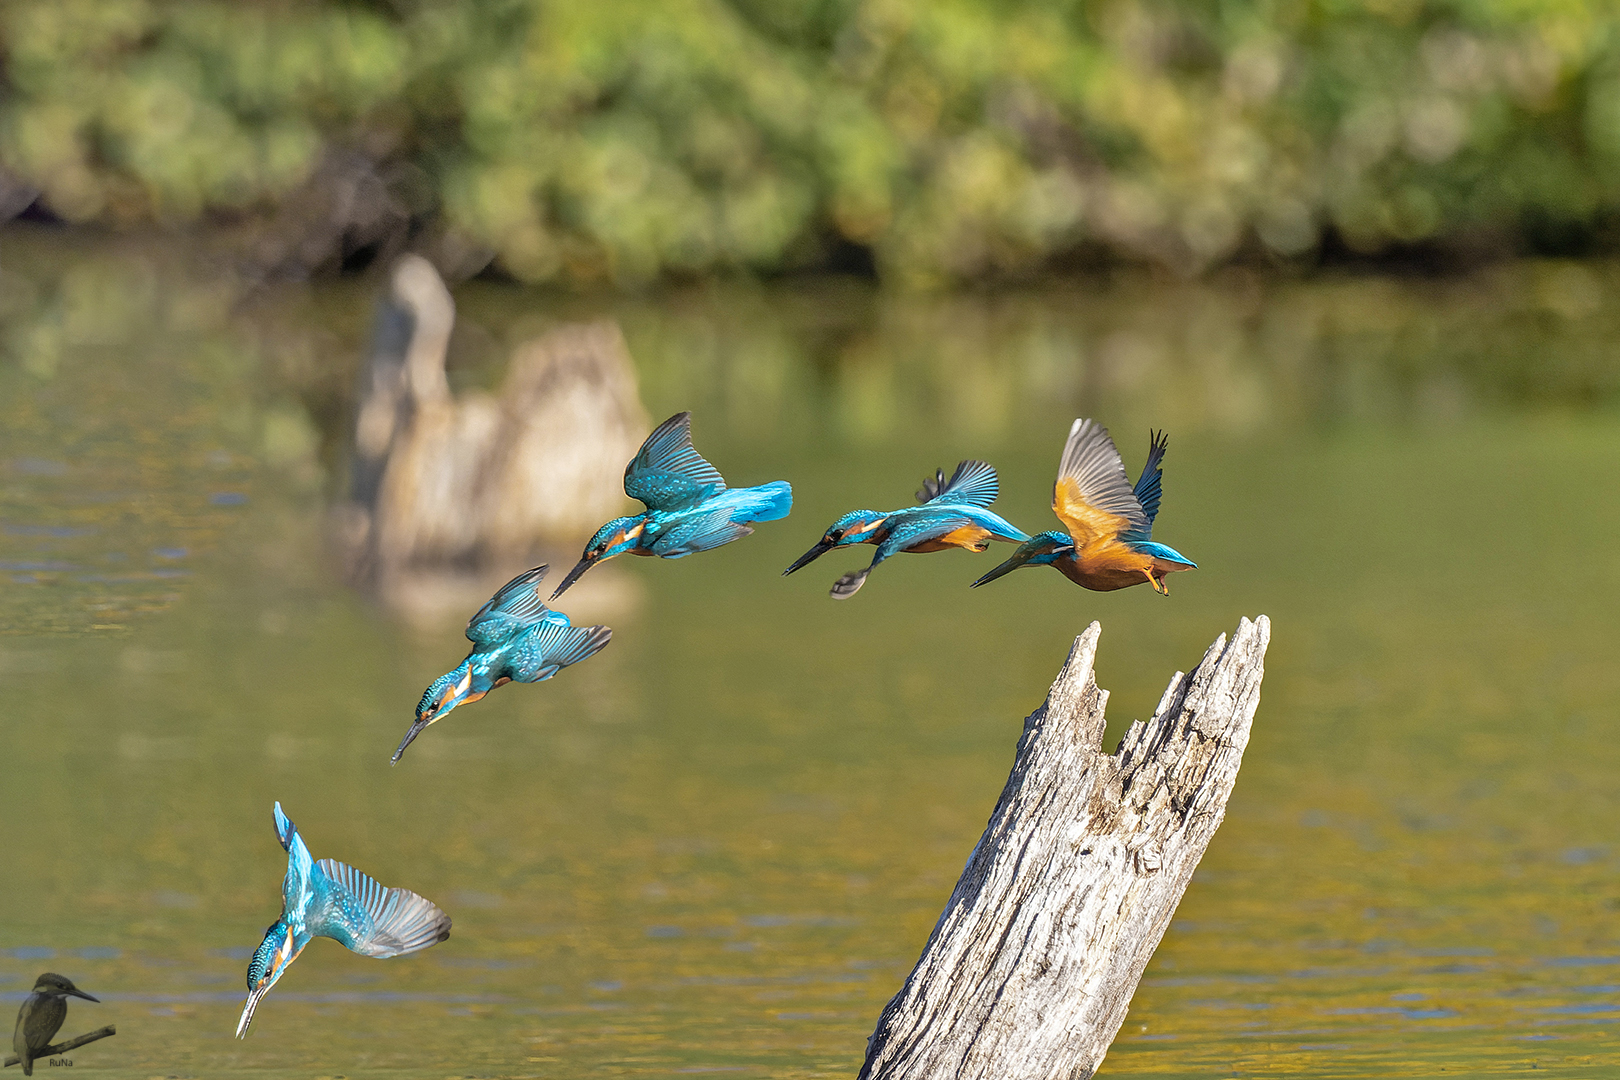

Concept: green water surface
[[2, 230, 1619, 1077]]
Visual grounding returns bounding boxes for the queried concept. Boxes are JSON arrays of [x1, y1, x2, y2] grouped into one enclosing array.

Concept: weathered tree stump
[[860, 615, 1269, 1080]]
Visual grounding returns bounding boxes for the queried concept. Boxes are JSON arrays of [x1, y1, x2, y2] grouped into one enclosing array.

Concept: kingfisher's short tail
[[736, 480, 792, 524]]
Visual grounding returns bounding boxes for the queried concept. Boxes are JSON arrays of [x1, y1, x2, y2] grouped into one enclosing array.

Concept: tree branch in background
[[3, 1024, 117, 1067]]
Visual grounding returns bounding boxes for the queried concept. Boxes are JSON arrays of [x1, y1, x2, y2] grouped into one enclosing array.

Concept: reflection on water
[[2, 227, 1619, 1077]]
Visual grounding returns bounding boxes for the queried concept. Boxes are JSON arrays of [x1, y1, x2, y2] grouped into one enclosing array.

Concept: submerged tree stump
[[339, 254, 647, 591], [860, 616, 1269, 1080]]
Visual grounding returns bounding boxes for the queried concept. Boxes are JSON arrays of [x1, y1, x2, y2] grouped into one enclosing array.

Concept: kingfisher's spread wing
[[273, 801, 297, 852], [274, 803, 318, 929], [1132, 431, 1168, 534], [916, 460, 999, 508], [623, 412, 727, 511], [467, 565, 554, 644], [313, 858, 452, 959], [506, 621, 613, 683], [1052, 419, 1150, 545]]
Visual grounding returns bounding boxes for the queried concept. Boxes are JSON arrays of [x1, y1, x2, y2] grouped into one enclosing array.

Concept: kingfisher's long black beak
[[67, 986, 99, 1003], [783, 540, 832, 576], [391, 718, 431, 765], [971, 555, 1023, 588], [550, 556, 595, 600], [236, 985, 268, 1038]]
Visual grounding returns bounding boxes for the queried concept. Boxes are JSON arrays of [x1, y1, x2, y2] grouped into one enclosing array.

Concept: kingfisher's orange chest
[[1054, 537, 1158, 591], [906, 523, 994, 554], [1075, 535, 1154, 573]]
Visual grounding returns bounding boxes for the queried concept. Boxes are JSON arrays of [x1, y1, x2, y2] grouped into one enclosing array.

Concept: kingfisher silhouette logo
[[6, 974, 114, 1075]]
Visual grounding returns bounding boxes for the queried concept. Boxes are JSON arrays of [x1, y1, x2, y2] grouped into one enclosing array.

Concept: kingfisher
[[236, 802, 451, 1038], [783, 460, 1030, 599], [392, 564, 611, 764], [549, 411, 792, 599], [11, 973, 98, 1076], [972, 419, 1195, 594]]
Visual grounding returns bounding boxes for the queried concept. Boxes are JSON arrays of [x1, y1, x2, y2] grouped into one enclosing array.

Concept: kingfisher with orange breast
[[392, 564, 611, 764], [235, 803, 451, 1038], [972, 419, 1195, 593], [550, 412, 793, 600], [784, 460, 1029, 598]]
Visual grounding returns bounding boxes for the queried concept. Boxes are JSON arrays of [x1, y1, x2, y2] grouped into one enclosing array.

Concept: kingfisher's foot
[[1145, 570, 1168, 595], [831, 568, 871, 600]]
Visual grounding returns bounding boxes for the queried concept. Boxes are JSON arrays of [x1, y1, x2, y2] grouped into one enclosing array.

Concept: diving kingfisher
[[236, 802, 451, 1038], [549, 411, 793, 599], [783, 460, 1030, 599], [11, 973, 98, 1076], [393, 564, 611, 764], [972, 418, 1195, 593]]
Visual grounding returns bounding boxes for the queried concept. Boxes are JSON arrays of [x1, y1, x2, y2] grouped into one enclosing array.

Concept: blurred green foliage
[[4, 0, 1620, 284]]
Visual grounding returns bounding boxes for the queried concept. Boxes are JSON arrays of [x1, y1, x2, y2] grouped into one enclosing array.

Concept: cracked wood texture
[[860, 615, 1269, 1080]]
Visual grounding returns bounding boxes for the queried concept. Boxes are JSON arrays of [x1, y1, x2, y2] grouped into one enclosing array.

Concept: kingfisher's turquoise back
[[643, 481, 793, 558]]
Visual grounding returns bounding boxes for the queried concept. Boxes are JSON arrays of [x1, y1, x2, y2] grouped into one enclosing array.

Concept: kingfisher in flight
[[236, 803, 451, 1038], [972, 419, 1195, 594], [550, 412, 793, 600], [11, 973, 98, 1076], [393, 564, 611, 764], [784, 460, 1030, 598]]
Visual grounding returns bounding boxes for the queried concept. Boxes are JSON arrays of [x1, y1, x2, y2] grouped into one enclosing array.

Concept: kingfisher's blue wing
[[916, 460, 999, 509], [1052, 418, 1151, 545], [1132, 431, 1168, 532], [466, 565, 554, 644], [826, 512, 975, 600], [878, 511, 978, 554], [273, 802, 297, 852], [506, 621, 613, 683], [312, 858, 452, 958], [274, 803, 318, 929], [646, 513, 754, 558], [623, 412, 727, 511]]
